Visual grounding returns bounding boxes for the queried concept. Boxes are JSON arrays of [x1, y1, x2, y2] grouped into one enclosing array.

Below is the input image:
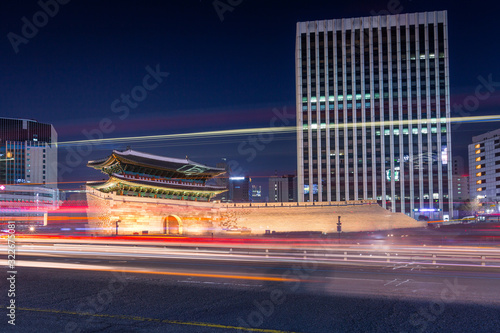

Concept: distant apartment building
[[452, 156, 466, 176], [453, 175, 469, 203], [269, 174, 297, 202], [296, 11, 452, 220], [229, 176, 251, 202], [251, 185, 262, 202], [468, 129, 500, 207], [451, 156, 469, 208], [212, 158, 231, 202]]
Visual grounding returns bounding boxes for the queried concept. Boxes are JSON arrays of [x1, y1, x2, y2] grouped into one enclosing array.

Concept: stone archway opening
[[164, 215, 183, 235]]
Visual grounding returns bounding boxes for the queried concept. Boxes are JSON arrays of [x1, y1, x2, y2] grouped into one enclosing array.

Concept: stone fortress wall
[[86, 187, 425, 235]]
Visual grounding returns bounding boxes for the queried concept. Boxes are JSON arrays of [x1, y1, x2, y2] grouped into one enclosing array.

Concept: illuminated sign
[[229, 177, 245, 180], [442, 147, 448, 165], [386, 169, 400, 181], [304, 184, 318, 195]]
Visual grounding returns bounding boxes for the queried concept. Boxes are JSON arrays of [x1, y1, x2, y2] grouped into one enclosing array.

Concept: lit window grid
[[468, 130, 500, 201], [296, 11, 452, 219]]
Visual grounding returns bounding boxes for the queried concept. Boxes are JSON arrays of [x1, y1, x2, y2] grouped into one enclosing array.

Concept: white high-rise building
[[296, 11, 452, 219], [468, 128, 500, 207]]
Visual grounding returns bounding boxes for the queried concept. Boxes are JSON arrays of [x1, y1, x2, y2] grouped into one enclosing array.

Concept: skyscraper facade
[[296, 11, 452, 219], [0, 117, 59, 231], [0, 117, 58, 188]]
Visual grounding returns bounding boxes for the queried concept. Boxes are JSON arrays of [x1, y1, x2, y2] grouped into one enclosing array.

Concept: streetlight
[[337, 216, 342, 243], [115, 220, 121, 236]]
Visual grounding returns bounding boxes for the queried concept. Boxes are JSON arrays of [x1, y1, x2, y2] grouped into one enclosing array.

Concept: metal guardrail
[[216, 248, 500, 267], [14, 242, 500, 268]]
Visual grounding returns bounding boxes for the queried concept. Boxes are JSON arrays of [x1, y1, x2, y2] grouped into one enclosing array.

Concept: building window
[[475, 143, 481, 149], [475, 149, 481, 154]]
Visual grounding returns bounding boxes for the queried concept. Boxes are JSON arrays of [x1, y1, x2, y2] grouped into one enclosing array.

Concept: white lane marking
[[384, 279, 398, 286], [177, 280, 262, 287], [326, 277, 385, 282], [396, 279, 411, 286]]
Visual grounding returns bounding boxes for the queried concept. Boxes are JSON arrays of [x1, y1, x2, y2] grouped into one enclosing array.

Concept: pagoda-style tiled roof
[[87, 174, 227, 197], [88, 149, 226, 180], [105, 173, 224, 191]]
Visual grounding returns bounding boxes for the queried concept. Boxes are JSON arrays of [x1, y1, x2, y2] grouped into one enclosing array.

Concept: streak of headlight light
[[9, 260, 302, 282], [57, 115, 500, 147]]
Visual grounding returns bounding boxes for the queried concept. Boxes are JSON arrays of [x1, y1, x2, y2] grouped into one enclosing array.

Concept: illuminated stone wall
[[219, 202, 425, 233], [86, 187, 219, 235], [86, 187, 425, 235]]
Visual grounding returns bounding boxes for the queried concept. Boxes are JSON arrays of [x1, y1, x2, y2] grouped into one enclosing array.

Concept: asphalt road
[[2, 244, 500, 333]]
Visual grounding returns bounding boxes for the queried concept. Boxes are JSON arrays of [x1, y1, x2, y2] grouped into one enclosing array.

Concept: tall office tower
[[468, 129, 500, 207], [0, 118, 59, 231], [296, 11, 452, 219], [0, 117, 58, 188]]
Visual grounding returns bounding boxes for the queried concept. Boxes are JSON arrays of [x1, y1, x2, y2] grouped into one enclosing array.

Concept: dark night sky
[[1, 0, 500, 194]]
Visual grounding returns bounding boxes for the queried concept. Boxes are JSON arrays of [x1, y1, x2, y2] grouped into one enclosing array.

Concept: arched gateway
[[85, 149, 227, 235], [163, 215, 183, 235]]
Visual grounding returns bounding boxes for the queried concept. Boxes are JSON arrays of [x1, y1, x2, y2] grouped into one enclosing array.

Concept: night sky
[[1, 0, 500, 194]]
